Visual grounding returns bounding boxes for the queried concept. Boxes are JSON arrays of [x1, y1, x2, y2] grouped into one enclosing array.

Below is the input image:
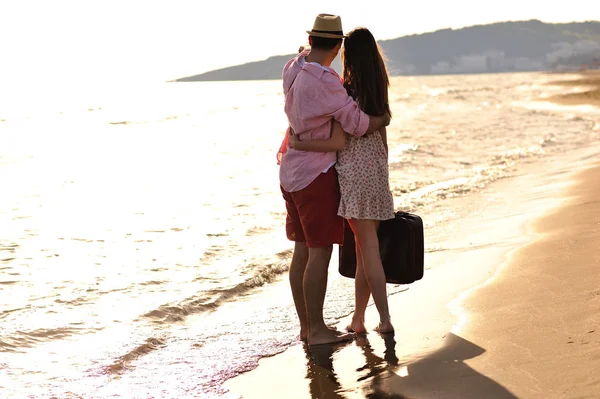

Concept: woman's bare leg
[[348, 241, 370, 333], [348, 219, 394, 333]]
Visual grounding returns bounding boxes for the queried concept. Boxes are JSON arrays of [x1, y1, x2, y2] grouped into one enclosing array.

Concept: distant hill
[[176, 55, 295, 82], [175, 20, 600, 82]]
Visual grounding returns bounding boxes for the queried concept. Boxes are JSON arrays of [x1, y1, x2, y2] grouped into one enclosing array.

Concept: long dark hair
[[342, 28, 391, 117]]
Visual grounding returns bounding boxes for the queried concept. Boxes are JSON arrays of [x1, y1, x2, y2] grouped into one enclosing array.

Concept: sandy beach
[[225, 84, 600, 399], [457, 164, 600, 398]]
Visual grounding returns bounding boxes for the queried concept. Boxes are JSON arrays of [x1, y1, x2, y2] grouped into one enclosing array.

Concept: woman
[[289, 27, 395, 333]]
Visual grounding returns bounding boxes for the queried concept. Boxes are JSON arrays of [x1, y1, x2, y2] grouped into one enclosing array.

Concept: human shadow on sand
[[304, 332, 517, 399]]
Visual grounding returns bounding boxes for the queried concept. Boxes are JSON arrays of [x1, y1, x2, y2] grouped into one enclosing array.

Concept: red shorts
[[280, 168, 344, 248]]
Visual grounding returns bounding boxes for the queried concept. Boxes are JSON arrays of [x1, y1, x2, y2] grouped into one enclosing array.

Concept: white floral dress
[[335, 130, 395, 220]]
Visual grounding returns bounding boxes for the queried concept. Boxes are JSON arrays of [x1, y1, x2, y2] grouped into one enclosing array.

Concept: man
[[279, 14, 391, 345]]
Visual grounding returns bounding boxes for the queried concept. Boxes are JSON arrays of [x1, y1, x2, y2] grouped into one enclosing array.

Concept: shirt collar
[[297, 52, 337, 79]]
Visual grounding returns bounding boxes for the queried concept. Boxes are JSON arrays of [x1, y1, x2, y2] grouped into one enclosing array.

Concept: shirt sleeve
[[318, 75, 370, 137], [282, 58, 296, 96]]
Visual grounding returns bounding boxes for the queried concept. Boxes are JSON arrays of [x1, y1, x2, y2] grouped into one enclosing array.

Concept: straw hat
[[306, 14, 346, 39]]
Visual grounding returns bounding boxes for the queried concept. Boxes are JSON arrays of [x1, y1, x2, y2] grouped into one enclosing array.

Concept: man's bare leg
[[304, 246, 353, 345], [289, 241, 309, 340], [289, 242, 346, 340]]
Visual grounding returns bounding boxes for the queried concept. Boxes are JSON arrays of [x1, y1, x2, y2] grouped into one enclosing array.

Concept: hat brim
[[306, 30, 346, 39]]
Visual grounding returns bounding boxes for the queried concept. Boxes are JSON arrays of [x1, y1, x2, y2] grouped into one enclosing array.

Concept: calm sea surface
[[1, 73, 599, 398]]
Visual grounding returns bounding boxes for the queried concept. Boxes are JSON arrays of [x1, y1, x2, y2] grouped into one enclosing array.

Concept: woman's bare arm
[[380, 126, 388, 160], [289, 120, 346, 152]]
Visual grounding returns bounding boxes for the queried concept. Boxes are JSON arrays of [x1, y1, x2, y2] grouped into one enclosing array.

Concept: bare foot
[[327, 325, 342, 334], [374, 320, 394, 334], [346, 319, 367, 334], [308, 328, 354, 346], [300, 326, 344, 341]]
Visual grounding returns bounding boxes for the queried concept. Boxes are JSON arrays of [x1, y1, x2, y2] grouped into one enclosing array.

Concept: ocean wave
[[108, 115, 180, 126], [391, 147, 541, 210], [276, 249, 293, 259], [142, 260, 290, 323], [0, 327, 102, 352], [393, 125, 578, 212], [203, 245, 225, 259], [390, 179, 436, 194], [425, 246, 449, 253], [245, 226, 273, 236], [54, 296, 92, 305], [0, 306, 27, 317], [490, 144, 545, 166], [138, 280, 167, 286], [443, 86, 496, 95], [104, 337, 167, 375], [539, 134, 557, 147], [395, 178, 477, 205], [0, 242, 19, 253]]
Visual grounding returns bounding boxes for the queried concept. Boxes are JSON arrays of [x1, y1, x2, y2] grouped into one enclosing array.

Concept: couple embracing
[[278, 13, 395, 345]]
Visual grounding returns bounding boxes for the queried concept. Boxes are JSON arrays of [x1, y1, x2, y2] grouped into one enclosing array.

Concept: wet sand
[[547, 71, 600, 107], [225, 160, 600, 399], [459, 163, 600, 398]]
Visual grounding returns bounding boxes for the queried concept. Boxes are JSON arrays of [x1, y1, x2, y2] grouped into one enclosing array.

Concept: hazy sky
[[1, 0, 597, 85]]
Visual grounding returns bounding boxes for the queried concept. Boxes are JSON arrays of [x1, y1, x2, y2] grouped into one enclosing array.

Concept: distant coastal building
[[431, 51, 512, 74], [428, 40, 597, 75], [515, 57, 545, 71], [547, 40, 600, 71], [484, 51, 506, 72]]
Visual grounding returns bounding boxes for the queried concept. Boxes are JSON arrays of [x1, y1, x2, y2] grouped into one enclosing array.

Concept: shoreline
[[225, 156, 600, 399], [455, 162, 600, 398], [224, 84, 600, 397]]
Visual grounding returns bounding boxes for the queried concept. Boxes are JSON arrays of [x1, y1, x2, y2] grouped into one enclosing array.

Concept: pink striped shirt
[[279, 51, 370, 192]]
